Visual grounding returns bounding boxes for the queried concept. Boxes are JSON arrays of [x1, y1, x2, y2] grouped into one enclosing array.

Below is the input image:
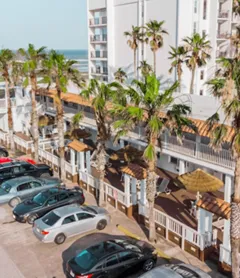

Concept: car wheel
[[54, 233, 66, 245], [27, 214, 38, 225], [97, 220, 107, 230], [8, 197, 21, 208], [40, 173, 50, 178], [142, 259, 155, 272]]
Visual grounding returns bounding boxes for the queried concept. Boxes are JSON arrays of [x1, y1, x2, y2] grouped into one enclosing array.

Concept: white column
[[179, 160, 185, 175], [224, 175, 232, 203], [42, 127, 45, 139], [131, 177, 137, 205], [86, 151, 91, 174], [124, 174, 131, 207], [63, 121, 67, 132], [79, 152, 85, 171], [139, 179, 147, 215], [70, 149, 75, 167], [195, 135, 201, 155], [198, 208, 206, 234], [205, 210, 213, 233]]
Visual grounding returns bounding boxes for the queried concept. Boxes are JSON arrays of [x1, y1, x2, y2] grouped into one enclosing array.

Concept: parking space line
[[116, 224, 171, 260]]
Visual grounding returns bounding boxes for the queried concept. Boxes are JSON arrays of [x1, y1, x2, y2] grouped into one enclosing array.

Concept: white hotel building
[[87, 0, 239, 95]]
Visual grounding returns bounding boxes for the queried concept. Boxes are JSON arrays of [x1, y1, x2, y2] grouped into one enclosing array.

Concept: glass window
[[47, 195, 58, 205], [42, 211, 60, 226], [74, 250, 98, 272], [77, 213, 94, 221], [169, 156, 178, 165], [200, 70, 204, 80], [1, 182, 11, 192], [62, 215, 76, 225], [0, 89, 5, 99], [105, 255, 119, 267], [58, 192, 69, 201], [194, 0, 197, 13], [0, 168, 12, 177], [10, 89, 15, 98], [30, 181, 42, 188], [33, 192, 49, 205], [17, 183, 31, 191], [20, 164, 35, 172], [118, 251, 138, 263], [13, 167, 21, 174], [193, 22, 197, 33], [203, 0, 207, 19]]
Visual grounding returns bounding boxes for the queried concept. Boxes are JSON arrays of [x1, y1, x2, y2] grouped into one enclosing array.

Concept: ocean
[[57, 49, 88, 73]]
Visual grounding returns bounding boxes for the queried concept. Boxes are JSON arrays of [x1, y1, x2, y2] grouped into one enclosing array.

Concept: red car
[[17, 157, 36, 165], [0, 157, 13, 164]]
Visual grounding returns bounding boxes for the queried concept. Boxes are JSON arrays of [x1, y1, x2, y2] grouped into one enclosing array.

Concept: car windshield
[[81, 206, 97, 214], [74, 250, 98, 272], [42, 211, 60, 226], [1, 182, 12, 193], [33, 192, 48, 206]]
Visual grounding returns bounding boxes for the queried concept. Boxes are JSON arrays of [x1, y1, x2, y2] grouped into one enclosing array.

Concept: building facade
[[87, 0, 238, 95]]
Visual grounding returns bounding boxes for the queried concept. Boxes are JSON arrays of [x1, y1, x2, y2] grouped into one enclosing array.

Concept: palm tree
[[145, 20, 168, 73], [206, 57, 240, 278], [42, 50, 85, 180], [114, 68, 127, 83], [81, 79, 114, 206], [231, 26, 240, 57], [18, 44, 47, 161], [0, 49, 15, 152], [124, 26, 144, 78], [65, 112, 84, 140], [112, 74, 196, 241], [183, 33, 211, 94], [233, 0, 240, 15], [137, 60, 153, 78], [168, 46, 187, 92]]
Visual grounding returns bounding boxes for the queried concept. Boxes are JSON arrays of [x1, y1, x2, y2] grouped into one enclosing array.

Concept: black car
[[0, 146, 8, 157], [0, 161, 53, 183], [13, 187, 85, 224], [66, 239, 157, 278]]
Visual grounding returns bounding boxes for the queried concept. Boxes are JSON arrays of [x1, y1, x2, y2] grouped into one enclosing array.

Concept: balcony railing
[[0, 99, 6, 108], [91, 67, 108, 75], [216, 50, 228, 58], [89, 16, 107, 26], [91, 50, 108, 59], [217, 32, 230, 39], [90, 34, 107, 42], [218, 10, 229, 19]]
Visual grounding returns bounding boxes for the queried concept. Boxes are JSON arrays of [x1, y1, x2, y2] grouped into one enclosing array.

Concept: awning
[[68, 140, 93, 152]]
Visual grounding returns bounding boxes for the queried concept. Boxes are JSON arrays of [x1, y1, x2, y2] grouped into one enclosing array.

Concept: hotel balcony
[[91, 67, 108, 75], [218, 10, 229, 19], [89, 16, 107, 27], [217, 32, 230, 40], [91, 50, 108, 60], [90, 34, 107, 43], [216, 50, 228, 58]]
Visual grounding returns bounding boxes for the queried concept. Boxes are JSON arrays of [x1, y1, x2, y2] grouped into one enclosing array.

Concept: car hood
[[14, 199, 40, 215], [0, 188, 8, 196]]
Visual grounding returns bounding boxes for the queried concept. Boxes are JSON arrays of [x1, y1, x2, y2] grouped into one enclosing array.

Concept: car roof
[[139, 267, 181, 278], [52, 205, 83, 217], [0, 160, 30, 169], [2, 176, 36, 186]]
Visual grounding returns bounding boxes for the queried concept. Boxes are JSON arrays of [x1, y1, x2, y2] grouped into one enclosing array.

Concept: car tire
[[142, 259, 155, 272], [54, 233, 66, 245], [97, 220, 107, 230], [40, 173, 51, 178], [27, 214, 38, 225], [8, 197, 21, 208]]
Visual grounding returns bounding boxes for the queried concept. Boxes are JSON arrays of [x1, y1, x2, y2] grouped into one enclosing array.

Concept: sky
[[0, 0, 88, 50]]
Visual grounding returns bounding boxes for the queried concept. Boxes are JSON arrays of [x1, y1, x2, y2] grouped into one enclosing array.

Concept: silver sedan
[[32, 205, 111, 244]]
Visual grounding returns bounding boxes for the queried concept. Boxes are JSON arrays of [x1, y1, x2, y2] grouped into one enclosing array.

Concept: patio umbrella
[[110, 145, 143, 162], [64, 128, 91, 140], [177, 169, 224, 200], [38, 115, 55, 127]]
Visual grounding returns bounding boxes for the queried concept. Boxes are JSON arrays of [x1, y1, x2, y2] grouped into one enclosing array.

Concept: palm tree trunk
[[153, 50, 156, 74], [5, 78, 14, 152], [56, 89, 66, 180], [231, 155, 240, 278], [96, 142, 106, 206], [177, 64, 182, 93], [134, 49, 137, 78], [190, 64, 196, 94], [30, 76, 39, 161]]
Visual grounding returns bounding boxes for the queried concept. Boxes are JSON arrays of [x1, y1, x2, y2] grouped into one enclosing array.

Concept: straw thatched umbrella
[[38, 115, 55, 127], [65, 128, 91, 140], [110, 145, 143, 163], [177, 168, 224, 200]]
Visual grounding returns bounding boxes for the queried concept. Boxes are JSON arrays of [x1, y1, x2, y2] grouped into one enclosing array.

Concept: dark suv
[[0, 161, 53, 183]]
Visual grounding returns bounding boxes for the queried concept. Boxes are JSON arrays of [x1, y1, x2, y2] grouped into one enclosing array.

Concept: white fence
[[79, 171, 129, 207], [220, 244, 231, 266]]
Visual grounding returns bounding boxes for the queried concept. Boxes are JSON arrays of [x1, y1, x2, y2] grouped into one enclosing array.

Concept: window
[[169, 156, 178, 165], [202, 30, 206, 37], [118, 251, 138, 263], [0, 168, 12, 177], [200, 70, 204, 80], [200, 90, 203, 95], [49, 98, 53, 103], [13, 167, 21, 174], [1, 182, 12, 193], [42, 211, 60, 226], [58, 192, 69, 201], [17, 183, 31, 191], [47, 195, 58, 205], [62, 215, 76, 225], [105, 255, 119, 267], [30, 181, 41, 188], [77, 213, 94, 221], [20, 164, 35, 172], [10, 89, 15, 98], [0, 89, 5, 99], [203, 0, 207, 20], [194, 0, 198, 13], [22, 89, 25, 97]]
